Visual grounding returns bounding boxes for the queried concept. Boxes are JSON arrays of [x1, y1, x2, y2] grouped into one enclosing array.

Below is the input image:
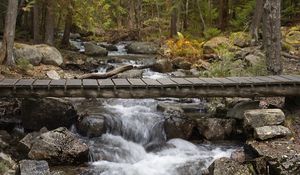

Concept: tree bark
[[250, 0, 264, 43], [170, 1, 177, 38], [218, 0, 229, 31], [262, 0, 282, 75], [45, 0, 55, 45], [61, 0, 73, 48], [33, 1, 40, 43], [0, 0, 18, 66]]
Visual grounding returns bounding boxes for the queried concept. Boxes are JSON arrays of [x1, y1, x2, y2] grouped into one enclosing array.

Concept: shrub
[[203, 27, 221, 40], [16, 58, 33, 72]]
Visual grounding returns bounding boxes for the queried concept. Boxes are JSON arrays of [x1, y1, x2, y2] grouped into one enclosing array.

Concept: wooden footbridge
[[0, 75, 300, 98]]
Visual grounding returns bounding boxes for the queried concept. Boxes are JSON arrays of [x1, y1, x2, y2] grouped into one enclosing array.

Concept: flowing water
[[79, 99, 237, 175]]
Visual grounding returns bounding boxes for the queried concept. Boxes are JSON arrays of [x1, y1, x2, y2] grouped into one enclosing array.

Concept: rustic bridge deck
[[0, 75, 300, 98]]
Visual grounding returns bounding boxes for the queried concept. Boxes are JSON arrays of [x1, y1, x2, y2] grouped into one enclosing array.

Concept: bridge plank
[[33, 80, 51, 88], [185, 78, 207, 86], [213, 78, 236, 85], [98, 79, 114, 88], [82, 79, 98, 88], [113, 79, 131, 87], [157, 78, 177, 87], [226, 77, 252, 85], [256, 76, 278, 84], [128, 79, 146, 87], [15, 79, 35, 88], [280, 75, 300, 83], [241, 77, 266, 85], [50, 79, 66, 88], [171, 78, 193, 86], [200, 78, 222, 85], [66, 79, 82, 88], [267, 76, 295, 83], [142, 79, 161, 87], [0, 79, 19, 87]]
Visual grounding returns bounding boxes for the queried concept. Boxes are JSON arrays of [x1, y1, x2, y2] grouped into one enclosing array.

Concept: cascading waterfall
[[86, 99, 237, 175]]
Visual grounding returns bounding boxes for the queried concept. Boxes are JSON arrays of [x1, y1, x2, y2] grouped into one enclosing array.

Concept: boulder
[[171, 57, 192, 70], [76, 115, 106, 137], [227, 101, 260, 120], [14, 43, 43, 66], [248, 140, 300, 175], [244, 109, 285, 129], [0, 98, 21, 130], [203, 36, 232, 54], [254, 126, 292, 140], [19, 127, 49, 152], [117, 69, 143, 78], [127, 42, 159, 54], [69, 33, 81, 39], [28, 127, 89, 165], [21, 98, 77, 131], [157, 102, 203, 113], [208, 157, 253, 175], [174, 159, 206, 175], [13, 43, 63, 66], [230, 32, 251, 48], [0, 153, 17, 175], [46, 70, 60, 80], [150, 59, 173, 73], [19, 160, 50, 175], [98, 42, 118, 51], [37, 45, 64, 66], [84, 42, 108, 56], [69, 40, 82, 51], [163, 107, 195, 140], [196, 118, 236, 140]]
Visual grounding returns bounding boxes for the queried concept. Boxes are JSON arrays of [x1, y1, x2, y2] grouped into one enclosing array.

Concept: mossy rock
[[230, 32, 251, 48], [285, 31, 300, 47]]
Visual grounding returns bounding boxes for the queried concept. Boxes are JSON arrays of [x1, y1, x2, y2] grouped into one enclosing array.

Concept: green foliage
[[0, 162, 8, 174], [16, 58, 33, 72], [203, 27, 221, 39], [230, 0, 256, 31]]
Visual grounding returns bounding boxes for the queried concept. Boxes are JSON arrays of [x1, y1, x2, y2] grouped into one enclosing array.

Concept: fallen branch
[[282, 52, 300, 60], [77, 65, 133, 79]]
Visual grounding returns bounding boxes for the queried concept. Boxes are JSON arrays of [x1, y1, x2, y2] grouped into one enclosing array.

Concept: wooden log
[[77, 65, 133, 79], [282, 52, 300, 60]]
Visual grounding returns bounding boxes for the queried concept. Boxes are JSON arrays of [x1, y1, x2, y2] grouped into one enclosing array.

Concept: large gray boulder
[[254, 126, 292, 140], [150, 59, 173, 73], [21, 98, 77, 131], [84, 42, 108, 56], [244, 109, 285, 129], [127, 42, 159, 54], [19, 160, 50, 175], [14, 43, 63, 66], [28, 127, 89, 165], [208, 157, 254, 175], [227, 101, 260, 120], [196, 118, 236, 140], [76, 115, 106, 137]]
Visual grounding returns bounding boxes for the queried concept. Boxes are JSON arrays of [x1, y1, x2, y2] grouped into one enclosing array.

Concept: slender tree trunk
[[45, 0, 55, 45], [183, 0, 189, 31], [263, 0, 282, 75], [250, 0, 264, 43], [128, 0, 135, 30], [170, 1, 177, 38], [61, 0, 73, 48], [33, 1, 40, 43], [0, 0, 18, 66], [218, 0, 229, 31]]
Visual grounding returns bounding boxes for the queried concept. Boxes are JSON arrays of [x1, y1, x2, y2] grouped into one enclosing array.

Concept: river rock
[[117, 69, 143, 78], [244, 109, 285, 130], [77, 115, 106, 137], [70, 33, 81, 40], [248, 140, 300, 174], [84, 42, 108, 56], [0, 153, 17, 175], [21, 98, 77, 131], [69, 40, 82, 51], [231, 32, 251, 48], [19, 160, 50, 175], [174, 159, 206, 175], [46, 70, 60, 80], [127, 42, 159, 54], [150, 59, 173, 73], [227, 101, 260, 120], [196, 118, 236, 140], [171, 57, 192, 70], [37, 44, 64, 66], [98, 42, 118, 51], [14, 43, 43, 66], [163, 107, 195, 139], [28, 127, 89, 165], [157, 102, 202, 113], [208, 157, 253, 175], [0, 98, 21, 129], [254, 126, 292, 140]]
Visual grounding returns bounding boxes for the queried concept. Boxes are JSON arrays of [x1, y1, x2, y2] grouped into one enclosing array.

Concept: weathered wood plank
[[15, 79, 35, 88], [199, 78, 222, 86], [50, 79, 66, 87], [185, 78, 207, 86], [256, 76, 279, 84], [242, 77, 266, 85], [113, 79, 131, 87], [142, 79, 161, 87], [98, 79, 114, 88], [267, 76, 295, 83], [280, 75, 300, 83], [171, 78, 193, 86], [128, 79, 146, 87], [33, 80, 51, 88], [157, 78, 177, 87], [0, 79, 19, 87], [226, 77, 253, 85], [66, 79, 82, 88], [213, 78, 236, 85], [82, 79, 99, 88]]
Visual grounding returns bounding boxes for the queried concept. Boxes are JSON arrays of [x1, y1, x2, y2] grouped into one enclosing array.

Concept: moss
[[0, 161, 9, 174]]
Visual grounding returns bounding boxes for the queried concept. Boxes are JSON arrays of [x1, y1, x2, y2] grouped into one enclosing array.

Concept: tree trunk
[[128, 0, 135, 30], [33, 1, 40, 44], [262, 0, 282, 75], [250, 0, 264, 43], [61, 0, 73, 48], [170, 2, 177, 38], [45, 0, 55, 45], [0, 0, 18, 66], [218, 0, 229, 31]]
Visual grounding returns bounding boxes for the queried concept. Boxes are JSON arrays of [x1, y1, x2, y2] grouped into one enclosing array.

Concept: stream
[[69, 41, 239, 175]]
